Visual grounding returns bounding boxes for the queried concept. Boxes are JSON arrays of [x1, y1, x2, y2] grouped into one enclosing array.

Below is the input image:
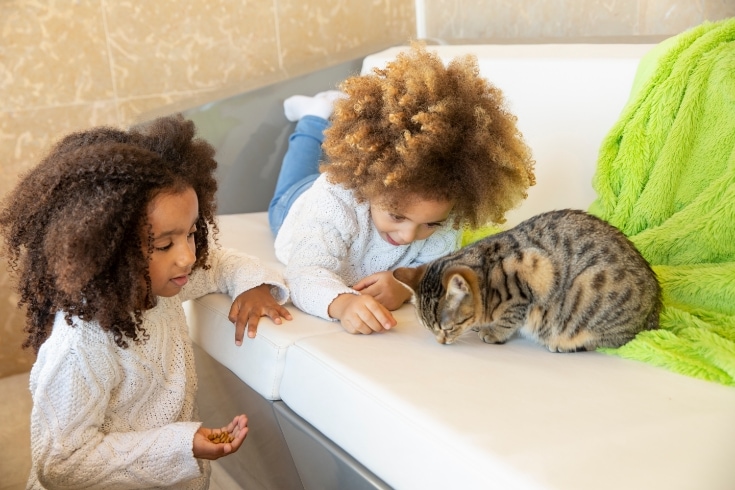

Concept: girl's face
[[370, 196, 453, 246], [144, 187, 199, 298]]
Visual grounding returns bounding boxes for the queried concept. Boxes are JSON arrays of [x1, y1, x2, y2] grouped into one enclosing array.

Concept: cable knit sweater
[[27, 246, 288, 490], [274, 174, 460, 320]]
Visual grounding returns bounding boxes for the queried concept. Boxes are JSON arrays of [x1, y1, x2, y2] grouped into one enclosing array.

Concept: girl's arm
[[181, 245, 289, 305], [182, 245, 291, 343], [29, 333, 203, 488], [283, 223, 360, 320]]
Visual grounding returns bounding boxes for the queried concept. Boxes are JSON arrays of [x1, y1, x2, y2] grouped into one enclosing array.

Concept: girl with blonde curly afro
[[269, 43, 535, 336], [0, 114, 292, 488]]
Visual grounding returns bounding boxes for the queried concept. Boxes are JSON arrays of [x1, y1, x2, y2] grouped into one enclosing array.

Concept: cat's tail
[[645, 297, 662, 330]]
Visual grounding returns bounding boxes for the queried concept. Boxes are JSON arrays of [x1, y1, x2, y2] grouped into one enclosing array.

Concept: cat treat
[[394, 209, 661, 352], [208, 431, 235, 444]]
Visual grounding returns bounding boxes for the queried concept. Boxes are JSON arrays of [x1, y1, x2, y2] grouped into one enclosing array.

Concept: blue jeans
[[268, 116, 329, 236]]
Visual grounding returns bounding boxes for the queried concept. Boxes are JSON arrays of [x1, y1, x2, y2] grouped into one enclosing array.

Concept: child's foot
[[283, 90, 346, 122]]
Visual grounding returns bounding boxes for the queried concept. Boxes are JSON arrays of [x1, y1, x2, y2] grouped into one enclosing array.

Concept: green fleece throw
[[588, 19, 735, 387]]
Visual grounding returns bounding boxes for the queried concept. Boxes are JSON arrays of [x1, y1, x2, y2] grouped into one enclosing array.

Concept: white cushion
[[279, 308, 735, 489], [186, 213, 341, 400]]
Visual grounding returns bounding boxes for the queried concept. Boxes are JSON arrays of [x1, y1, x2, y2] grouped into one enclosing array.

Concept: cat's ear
[[442, 265, 479, 303], [393, 264, 427, 293], [441, 266, 480, 326]]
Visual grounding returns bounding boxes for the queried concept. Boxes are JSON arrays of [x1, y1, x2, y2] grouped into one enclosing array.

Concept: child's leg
[[268, 115, 329, 236]]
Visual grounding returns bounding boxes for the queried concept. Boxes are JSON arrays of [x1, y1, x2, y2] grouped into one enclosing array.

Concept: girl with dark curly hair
[[268, 43, 536, 336], [0, 114, 291, 489]]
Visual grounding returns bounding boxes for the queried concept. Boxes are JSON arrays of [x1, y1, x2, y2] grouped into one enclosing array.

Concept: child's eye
[[389, 214, 405, 222], [426, 222, 444, 229], [155, 243, 173, 252]]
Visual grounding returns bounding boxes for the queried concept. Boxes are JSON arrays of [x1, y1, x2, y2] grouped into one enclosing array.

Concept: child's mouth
[[384, 234, 401, 246], [171, 275, 189, 287]]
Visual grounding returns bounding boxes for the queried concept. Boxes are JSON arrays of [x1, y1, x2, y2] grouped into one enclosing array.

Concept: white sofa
[[185, 44, 735, 490]]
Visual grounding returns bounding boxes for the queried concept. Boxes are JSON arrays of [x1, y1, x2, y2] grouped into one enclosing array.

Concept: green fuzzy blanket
[[588, 19, 735, 386]]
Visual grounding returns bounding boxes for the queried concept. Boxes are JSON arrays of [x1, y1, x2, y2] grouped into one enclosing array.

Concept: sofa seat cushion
[[278, 306, 735, 489], [186, 213, 341, 400]]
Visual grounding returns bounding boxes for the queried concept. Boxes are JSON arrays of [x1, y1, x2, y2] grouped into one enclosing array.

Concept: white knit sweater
[[27, 247, 288, 490], [274, 174, 460, 320]]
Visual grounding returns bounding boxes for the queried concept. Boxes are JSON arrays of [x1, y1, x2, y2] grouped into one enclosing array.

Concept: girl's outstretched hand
[[229, 284, 292, 344], [328, 293, 397, 334], [353, 271, 412, 310], [193, 414, 248, 460]]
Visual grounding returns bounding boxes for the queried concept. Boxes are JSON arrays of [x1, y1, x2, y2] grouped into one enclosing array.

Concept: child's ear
[[393, 264, 427, 293]]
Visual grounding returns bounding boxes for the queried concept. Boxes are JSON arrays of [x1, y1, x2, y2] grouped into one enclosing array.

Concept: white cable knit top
[[274, 174, 460, 320], [27, 246, 288, 490]]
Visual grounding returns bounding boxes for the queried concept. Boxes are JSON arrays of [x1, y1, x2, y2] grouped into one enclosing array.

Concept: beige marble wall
[[422, 0, 735, 40]]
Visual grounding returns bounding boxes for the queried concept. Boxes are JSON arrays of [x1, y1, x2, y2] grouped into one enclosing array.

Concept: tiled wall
[[0, 0, 416, 200], [422, 0, 734, 40], [0, 0, 732, 377]]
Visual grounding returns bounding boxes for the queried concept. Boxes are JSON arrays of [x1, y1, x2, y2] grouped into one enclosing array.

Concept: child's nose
[[178, 242, 196, 267], [400, 226, 419, 244]]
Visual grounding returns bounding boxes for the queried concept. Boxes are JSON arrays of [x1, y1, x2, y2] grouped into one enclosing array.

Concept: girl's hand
[[328, 293, 397, 334], [353, 271, 412, 310], [229, 284, 293, 344], [193, 414, 248, 460]]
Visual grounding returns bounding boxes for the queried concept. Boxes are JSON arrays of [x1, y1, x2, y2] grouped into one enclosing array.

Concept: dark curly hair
[[0, 114, 218, 353], [322, 42, 535, 228]]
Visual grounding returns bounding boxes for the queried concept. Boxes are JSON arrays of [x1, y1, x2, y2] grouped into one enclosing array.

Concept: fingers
[[196, 414, 249, 459], [226, 414, 248, 433], [222, 414, 248, 452], [245, 313, 261, 340], [341, 298, 397, 334], [357, 282, 380, 298], [228, 302, 247, 346], [362, 302, 396, 331], [228, 299, 293, 346], [270, 303, 293, 322], [352, 276, 376, 291]]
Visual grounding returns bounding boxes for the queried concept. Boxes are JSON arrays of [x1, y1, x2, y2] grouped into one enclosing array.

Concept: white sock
[[283, 90, 346, 122]]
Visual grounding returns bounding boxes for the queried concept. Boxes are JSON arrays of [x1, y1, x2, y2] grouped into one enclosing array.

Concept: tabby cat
[[394, 209, 661, 352]]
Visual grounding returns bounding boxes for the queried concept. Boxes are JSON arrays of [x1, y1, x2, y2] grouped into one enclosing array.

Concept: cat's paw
[[548, 344, 588, 353], [478, 327, 504, 344]]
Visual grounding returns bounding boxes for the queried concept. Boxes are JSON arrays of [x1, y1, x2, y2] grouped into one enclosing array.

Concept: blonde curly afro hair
[[322, 43, 535, 228]]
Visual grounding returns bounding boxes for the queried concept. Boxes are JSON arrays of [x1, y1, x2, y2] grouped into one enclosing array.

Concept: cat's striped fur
[[394, 209, 661, 352]]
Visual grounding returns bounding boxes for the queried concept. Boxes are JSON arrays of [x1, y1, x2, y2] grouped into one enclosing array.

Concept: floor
[[0, 371, 243, 490]]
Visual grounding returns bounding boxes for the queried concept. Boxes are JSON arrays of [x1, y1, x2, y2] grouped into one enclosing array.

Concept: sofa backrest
[[361, 44, 657, 227]]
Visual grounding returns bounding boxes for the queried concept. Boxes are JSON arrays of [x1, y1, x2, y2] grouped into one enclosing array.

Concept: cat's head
[[394, 263, 482, 344]]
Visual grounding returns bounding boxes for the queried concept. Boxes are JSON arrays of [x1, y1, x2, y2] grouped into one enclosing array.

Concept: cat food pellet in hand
[[208, 431, 234, 444]]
